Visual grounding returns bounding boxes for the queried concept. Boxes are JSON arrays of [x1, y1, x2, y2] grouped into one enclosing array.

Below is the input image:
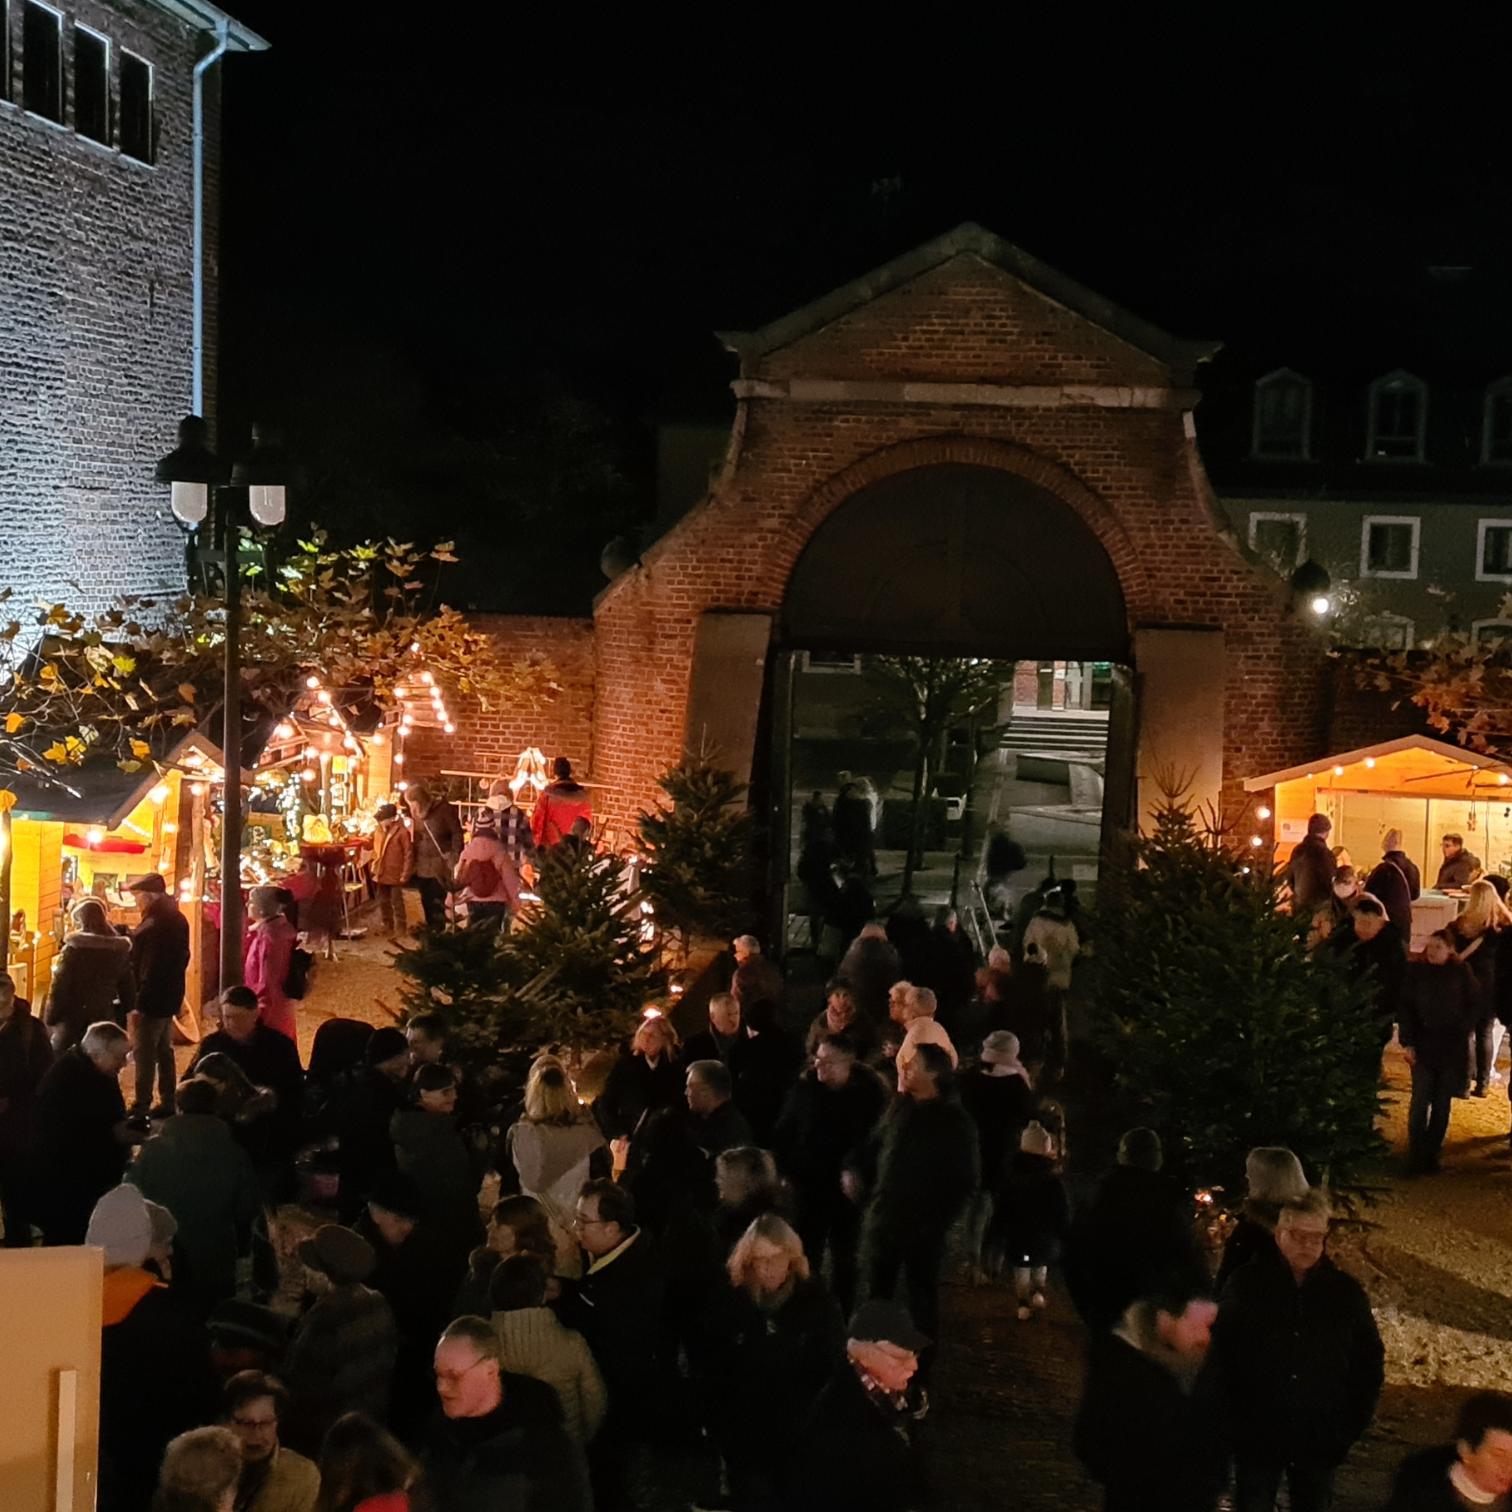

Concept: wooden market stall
[[1245, 735, 1512, 949]]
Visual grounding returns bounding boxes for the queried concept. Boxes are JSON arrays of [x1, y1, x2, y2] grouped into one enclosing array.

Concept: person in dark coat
[[992, 1119, 1070, 1321], [1213, 1191, 1384, 1512], [126, 1076, 261, 1311], [1327, 898, 1407, 1046], [426, 1315, 590, 1512], [1214, 1146, 1310, 1292], [681, 990, 751, 1075], [1064, 1127, 1205, 1333], [334, 1026, 411, 1221], [699, 1212, 844, 1511], [788, 1299, 929, 1512], [1365, 852, 1416, 942], [774, 1031, 888, 1314], [732, 999, 801, 1146], [390, 1062, 482, 1264], [188, 984, 306, 1197], [126, 872, 191, 1118], [959, 1030, 1035, 1197], [405, 781, 464, 930], [884, 896, 933, 987], [837, 922, 903, 1025], [796, 792, 840, 951], [1436, 832, 1483, 891], [44, 897, 135, 1051], [0, 972, 52, 1246], [731, 935, 785, 1018], [562, 1180, 665, 1512], [593, 1014, 683, 1142], [1380, 829, 1422, 902], [989, 958, 1064, 1077], [830, 777, 878, 879], [33, 1020, 134, 1244], [851, 1042, 979, 1361], [1287, 813, 1337, 918], [91, 1184, 218, 1512], [1448, 880, 1511, 1098], [1385, 1391, 1512, 1512], [921, 906, 977, 1029], [804, 979, 877, 1061], [1399, 929, 1480, 1173], [1074, 1271, 1227, 1512]]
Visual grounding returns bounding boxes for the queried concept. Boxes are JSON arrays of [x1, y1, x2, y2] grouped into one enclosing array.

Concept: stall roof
[[1244, 735, 1507, 793]]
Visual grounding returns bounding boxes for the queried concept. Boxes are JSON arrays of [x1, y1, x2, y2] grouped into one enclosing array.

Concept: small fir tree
[[636, 756, 757, 961], [1092, 783, 1384, 1190]]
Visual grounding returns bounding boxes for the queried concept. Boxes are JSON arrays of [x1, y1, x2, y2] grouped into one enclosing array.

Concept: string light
[[1256, 805, 1271, 820], [444, 722, 455, 735], [1249, 835, 1264, 848], [190, 782, 207, 796], [149, 784, 171, 804], [1364, 757, 1376, 769], [301, 768, 317, 782], [305, 675, 320, 690], [410, 641, 421, 653], [420, 671, 434, 685], [1333, 765, 1345, 777], [87, 827, 105, 846]]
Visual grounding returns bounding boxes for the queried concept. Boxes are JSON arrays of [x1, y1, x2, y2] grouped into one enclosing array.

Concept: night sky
[[214, 19, 1512, 612]]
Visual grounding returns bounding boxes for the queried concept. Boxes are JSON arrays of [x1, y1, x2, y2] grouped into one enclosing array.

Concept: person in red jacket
[[531, 757, 593, 849]]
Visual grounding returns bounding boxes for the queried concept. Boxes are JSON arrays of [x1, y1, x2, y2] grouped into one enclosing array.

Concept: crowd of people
[[8, 779, 1512, 1512]]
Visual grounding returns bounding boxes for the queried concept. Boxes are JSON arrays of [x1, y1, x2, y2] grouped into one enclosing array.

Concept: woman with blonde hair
[[1450, 877, 1512, 1097], [151, 1426, 243, 1512], [714, 1145, 793, 1254], [594, 1011, 683, 1143], [502, 1060, 608, 1227], [1215, 1146, 1309, 1288], [705, 1213, 843, 1509], [45, 895, 134, 1052]]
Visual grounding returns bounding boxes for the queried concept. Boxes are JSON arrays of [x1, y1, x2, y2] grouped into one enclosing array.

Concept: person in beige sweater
[[490, 1254, 607, 1445]]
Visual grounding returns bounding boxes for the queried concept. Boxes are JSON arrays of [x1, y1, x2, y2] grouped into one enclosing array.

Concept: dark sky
[[213, 17, 1512, 608]]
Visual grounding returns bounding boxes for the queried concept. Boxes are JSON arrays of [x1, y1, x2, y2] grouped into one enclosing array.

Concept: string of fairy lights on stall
[[389, 643, 455, 798]]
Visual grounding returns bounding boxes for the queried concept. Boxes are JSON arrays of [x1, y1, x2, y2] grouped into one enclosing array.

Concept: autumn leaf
[[112, 653, 137, 675], [118, 759, 142, 773], [129, 738, 151, 760], [4, 713, 23, 734], [178, 683, 198, 703]]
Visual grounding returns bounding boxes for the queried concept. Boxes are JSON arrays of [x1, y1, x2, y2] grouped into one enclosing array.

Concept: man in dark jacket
[[1366, 853, 1417, 942], [1213, 1190, 1384, 1512], [126, 872, 191, 1117], [334, 1026, 411, 1220], [33, 1020, 134, 1243], [0, 972, 52, 1245], [1074, 1271, 1227, 1512], [1287, 814, 1336, 917], [680, 990, 750, 1075], [1064, 1127, 1205, 1333], [838, 922, 903, 1024], [1399, 930, 1479, 1173], [1436, 832, 1483, 891], [563, 1180, 663, 1512], [852, 1042, 978, 1358], [1329, 897, 1406, 1041], [1381, 829, 1423, 902], [775, 1031, 888, 1313], [426, 1315, 589, 1512], [789, 1299, 928, 1512], [1385, 1391, 1512, 1511], [731, 934, 785, 1018]]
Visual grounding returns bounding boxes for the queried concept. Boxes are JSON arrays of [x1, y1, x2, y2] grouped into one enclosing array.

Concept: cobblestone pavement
[[234, 935, 1512, 1510]]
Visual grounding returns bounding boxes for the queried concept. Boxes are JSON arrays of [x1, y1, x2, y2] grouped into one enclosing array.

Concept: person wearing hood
[[369, 802, 413, 938], [992, 1120, 1071, 1322], [531, 755, 594, 850], [0, 970, 51, 1245], [126, 872, 191, 1118], [243, 886, 299, 1045], [45, 896, 135, 1052], [91, 1184, 217, 1512], [34, 1020, 135, 1244], [390, 1062, 483, 1264], [127, 1076, 261, 1311]]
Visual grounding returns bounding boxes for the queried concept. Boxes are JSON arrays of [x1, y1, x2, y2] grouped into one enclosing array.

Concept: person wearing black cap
[[789, 1299, 928, 1512], [282, 1223, 398, 1457], [335, 1026, 411, 1221], [125, 871, 191, 1118], [1286, 816, 1337, 919]]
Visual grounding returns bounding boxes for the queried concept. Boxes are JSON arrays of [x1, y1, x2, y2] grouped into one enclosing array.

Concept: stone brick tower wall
[[0, 0, 221, 614], [590, 229, 1330, 843]]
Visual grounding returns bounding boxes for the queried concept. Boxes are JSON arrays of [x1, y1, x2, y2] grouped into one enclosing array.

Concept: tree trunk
[[902, 739, 930, 894]]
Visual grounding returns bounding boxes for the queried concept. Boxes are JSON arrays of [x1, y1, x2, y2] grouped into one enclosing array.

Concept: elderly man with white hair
[[731, 933, 785, 1019]]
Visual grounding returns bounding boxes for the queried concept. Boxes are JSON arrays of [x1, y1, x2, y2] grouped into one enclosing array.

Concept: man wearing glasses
[[426, 1315, 588, 1511], [222, 1371, 318, 1512]]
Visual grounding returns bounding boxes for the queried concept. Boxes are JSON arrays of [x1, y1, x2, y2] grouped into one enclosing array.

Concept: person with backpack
[[244, 886, 299, 1044], [456, 807, 523, 933], [404, 784, 463, 931]]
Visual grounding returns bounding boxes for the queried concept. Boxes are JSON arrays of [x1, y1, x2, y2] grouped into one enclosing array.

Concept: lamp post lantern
[[156, 415, 288, 992]]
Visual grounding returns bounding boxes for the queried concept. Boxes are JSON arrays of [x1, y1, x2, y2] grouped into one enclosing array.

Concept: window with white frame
[[1366, 371, 1428, 461], [73, 24, 108, 144], [1360, 612, 1415, 652], [1361, 515, 1420, 579], [1251, 370, 1312, 459], [22, 1, 62, 123], [1478, 519, 1512, 582], [120, 50, 153, 163], [800, 651, 862, 674], [1484, 379, 1512, 466], [1247, 511, 1306, 569], [1473, 619, 1512, 649]]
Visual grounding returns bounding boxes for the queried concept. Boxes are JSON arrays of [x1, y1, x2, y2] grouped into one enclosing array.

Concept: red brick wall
[[590, 256, 1329, 835], [403, 616, 596, 787]]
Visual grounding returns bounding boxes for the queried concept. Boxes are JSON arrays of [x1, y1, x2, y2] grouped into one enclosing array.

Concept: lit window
[[1251, 370, 1312, 459], [1361, 516, 1420, 579], [74, 25, 109, 144], [1479, 520, 1512, 582], [120, 51, 153, 164], [1248, 512, 1305, 569], [22, 1, 62, 123], [1361, 613, 1414, 652], [1484, 380, 1512, 465], [1366, 371, 1427, 461]]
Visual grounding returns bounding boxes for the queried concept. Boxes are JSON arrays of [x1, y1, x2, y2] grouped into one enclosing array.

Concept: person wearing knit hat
[[87, 1181, 153, 1268], [959, 1029, 1035, 1277], [334, 1026, 412, 1222], [989, 1120, 1070, 1322]]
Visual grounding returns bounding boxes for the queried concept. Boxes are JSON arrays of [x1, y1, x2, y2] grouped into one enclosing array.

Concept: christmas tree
[[1092, 780, 1383, 1190], [636, 756, 757, 962]]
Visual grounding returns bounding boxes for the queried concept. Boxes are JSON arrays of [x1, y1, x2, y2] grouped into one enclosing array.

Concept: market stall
[[1244, 735, 1512, 949]]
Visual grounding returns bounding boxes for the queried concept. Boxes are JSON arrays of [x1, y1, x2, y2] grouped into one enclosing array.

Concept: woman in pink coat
[[243, 885, 298, 1042]]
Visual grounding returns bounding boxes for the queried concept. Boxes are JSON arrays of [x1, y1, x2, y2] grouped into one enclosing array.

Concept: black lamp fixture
[[155, 414, 229, 528], [1289, 559, 1333, 619], [231, 422, 289, 528]]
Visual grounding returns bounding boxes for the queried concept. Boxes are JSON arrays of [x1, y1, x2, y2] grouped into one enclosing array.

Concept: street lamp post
[[156, 416, 288, 991]]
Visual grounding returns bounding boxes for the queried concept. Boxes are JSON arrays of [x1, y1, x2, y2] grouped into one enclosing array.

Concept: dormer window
[[1484, 378, 1512, 465], [1251, 369, 1312, 459], [1366, 371, 1427, 461]]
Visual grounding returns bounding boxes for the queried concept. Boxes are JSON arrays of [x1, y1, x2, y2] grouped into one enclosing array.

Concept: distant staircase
[[998, 709, 1110, 762]]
